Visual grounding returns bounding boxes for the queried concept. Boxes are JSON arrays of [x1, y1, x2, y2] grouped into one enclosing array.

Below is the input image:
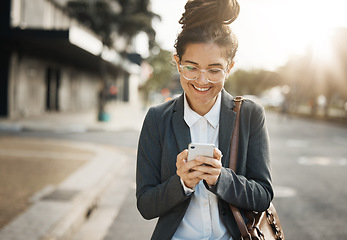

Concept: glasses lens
[[181, 65, 199, 80], [181, 65, 225, 83], [207, 68, 225, 83]]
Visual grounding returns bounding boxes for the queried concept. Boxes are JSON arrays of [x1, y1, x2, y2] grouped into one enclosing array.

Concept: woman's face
[[174, 43, 233, 116]]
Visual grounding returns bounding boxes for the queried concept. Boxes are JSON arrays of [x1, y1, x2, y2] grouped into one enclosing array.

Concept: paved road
[[2, 111, 347, 239], [268, 113, 347, 240]]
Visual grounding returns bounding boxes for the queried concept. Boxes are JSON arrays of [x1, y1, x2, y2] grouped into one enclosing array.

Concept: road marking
[[298, 157, 347, 166], [274, 186, 296, 198]]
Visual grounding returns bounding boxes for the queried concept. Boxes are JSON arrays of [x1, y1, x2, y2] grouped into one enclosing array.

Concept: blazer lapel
[[172, 94, 191, 152], [219, 89, 237, 168]]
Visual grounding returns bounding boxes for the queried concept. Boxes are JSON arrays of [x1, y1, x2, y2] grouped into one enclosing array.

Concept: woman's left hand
[[192, 148, 223, 186]]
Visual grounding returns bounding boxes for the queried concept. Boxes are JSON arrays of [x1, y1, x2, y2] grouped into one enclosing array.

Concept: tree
[[225, 69, 282, 96], [66, 0, 160, 50], [140, 47, 177, 103], [116, 0, 160, 50], [331, 28, 347, 100], [278, 53, 319, 115], [278, 27, 347, 117]]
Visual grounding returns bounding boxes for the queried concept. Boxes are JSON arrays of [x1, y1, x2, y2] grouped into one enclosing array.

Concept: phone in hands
[[187, 143, 215, 161]]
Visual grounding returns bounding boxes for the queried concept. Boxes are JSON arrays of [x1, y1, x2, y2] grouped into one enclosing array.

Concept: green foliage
[[115, 0, 160, 49], [66, 0, 160, 48], [225, 69, 282, 96], [143, 48, 176, 92], [67, 0, 116, 46]]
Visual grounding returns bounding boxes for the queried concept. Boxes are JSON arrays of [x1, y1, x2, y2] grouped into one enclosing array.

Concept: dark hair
[[175, 0, 240, 63]]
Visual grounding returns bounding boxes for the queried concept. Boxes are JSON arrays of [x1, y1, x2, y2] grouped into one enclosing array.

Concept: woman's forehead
[[182, 43, 228, 66]]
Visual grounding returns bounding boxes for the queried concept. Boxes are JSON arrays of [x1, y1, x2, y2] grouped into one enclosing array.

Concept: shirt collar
[[184, 95, 202, 128], [184, 92, 221, 129], [205, 92, 221, 128]]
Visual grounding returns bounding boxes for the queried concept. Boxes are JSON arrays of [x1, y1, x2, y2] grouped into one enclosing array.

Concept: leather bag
[[229, 96, 285, 240]]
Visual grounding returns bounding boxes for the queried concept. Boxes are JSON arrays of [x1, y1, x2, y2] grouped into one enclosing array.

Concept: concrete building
[[0, 0, 143, 119]]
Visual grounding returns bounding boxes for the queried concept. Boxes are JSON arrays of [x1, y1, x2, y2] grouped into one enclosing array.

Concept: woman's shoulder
[[222, 90, 264, 115], [241, 96, 265, 114], [239, 96, 267, 131], [146, 94, 183, 119]]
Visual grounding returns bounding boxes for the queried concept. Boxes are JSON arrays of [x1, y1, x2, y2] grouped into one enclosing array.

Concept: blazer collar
[[172, 94, 191, 152], [219, 89, 237, 167]]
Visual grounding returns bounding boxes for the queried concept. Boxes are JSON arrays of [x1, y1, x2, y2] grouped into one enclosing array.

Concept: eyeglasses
[[179, 65, 228, 83]]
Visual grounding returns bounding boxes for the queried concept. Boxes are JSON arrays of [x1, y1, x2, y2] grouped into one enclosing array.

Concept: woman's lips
[[192, 84, 211, 92]]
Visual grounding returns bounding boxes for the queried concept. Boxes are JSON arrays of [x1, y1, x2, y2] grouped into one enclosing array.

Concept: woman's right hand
[[176, 149, 204, 189]]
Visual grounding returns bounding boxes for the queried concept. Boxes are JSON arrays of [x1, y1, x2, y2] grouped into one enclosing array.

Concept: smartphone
[[187, 143, 215, 161]]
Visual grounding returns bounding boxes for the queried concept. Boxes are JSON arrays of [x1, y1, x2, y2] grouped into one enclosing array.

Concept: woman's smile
[[191, 83, 212, 92]]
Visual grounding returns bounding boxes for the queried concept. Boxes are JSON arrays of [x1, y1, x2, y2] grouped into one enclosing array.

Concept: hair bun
[[179, 0, 240, 30]]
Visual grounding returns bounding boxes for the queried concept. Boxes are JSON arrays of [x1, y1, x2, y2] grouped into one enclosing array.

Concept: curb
[[0, 122, 140, 133], [0, 140, 126, 240], [0, 102, 147, 134], [0, 122, 23, 132]]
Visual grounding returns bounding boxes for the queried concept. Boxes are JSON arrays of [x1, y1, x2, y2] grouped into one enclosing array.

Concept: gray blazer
[[136, 89, 273, 240]]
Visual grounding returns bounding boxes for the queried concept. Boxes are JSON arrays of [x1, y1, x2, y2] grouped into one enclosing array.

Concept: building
[[0, 0, 143, 119]]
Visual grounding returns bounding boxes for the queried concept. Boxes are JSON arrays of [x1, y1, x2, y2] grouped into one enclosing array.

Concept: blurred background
[[0, 0, 347, 240]]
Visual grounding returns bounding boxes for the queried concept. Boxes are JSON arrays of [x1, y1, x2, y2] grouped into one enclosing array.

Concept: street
[[268, 112, 347, 240], [1, 110, 347, 240]]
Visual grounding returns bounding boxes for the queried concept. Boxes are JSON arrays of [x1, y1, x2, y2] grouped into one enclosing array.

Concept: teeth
[[193, 85, 210, 92]]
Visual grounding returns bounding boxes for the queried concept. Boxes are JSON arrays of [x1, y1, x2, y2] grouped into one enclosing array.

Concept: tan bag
[[229, 96, 285, 240]]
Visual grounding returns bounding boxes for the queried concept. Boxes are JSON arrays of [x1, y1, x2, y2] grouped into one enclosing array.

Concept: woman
[[136, 0, 273, 239]]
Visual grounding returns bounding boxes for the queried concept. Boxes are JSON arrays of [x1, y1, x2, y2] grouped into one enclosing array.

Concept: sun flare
[[233, 0, 347, 70]]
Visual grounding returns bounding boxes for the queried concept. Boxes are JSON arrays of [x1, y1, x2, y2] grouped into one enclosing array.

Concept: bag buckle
[[234, 96, 244, 102]]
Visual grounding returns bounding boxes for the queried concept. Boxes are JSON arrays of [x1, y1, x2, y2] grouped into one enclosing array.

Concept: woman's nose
[[196, 70, 209, 85]]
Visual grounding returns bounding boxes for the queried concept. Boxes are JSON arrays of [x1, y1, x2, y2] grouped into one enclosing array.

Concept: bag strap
[[229, 96, 243, 171], [228, 96, 252, 240]]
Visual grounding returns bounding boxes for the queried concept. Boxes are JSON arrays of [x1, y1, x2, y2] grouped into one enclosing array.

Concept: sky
[[151, 0, 347, 71]]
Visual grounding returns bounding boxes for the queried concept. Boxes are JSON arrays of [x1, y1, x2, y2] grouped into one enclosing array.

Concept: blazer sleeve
[[207, 103, 273, 212], [136, 107, 189, 220]]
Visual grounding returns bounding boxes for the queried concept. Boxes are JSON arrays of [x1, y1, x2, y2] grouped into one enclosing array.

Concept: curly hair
[[175, 0, 240, 63]]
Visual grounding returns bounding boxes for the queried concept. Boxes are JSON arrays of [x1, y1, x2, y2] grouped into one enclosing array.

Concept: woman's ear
[[173, 54, 181, 72], [227, 61, 235, 75]]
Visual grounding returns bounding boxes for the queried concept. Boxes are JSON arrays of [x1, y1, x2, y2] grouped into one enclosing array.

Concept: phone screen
[[187, 143, 215, 161]]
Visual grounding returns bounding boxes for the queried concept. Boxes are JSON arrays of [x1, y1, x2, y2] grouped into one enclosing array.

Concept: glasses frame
[[179, 64, 228, 83]]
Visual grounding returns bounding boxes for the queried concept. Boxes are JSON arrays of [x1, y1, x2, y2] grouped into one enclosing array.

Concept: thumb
[[214, 148, 223, 161]]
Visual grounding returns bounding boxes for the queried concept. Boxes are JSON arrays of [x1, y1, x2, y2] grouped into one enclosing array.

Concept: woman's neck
[[186, 95, 218, 116]]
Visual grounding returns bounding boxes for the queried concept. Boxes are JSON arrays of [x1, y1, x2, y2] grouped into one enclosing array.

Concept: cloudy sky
[[151, 0, 347, 71]]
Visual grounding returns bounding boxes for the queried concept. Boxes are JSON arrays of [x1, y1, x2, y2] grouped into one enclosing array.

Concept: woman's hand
[[176, 148, 223, 188], [176, 149, 205, 189], [192, 148, 222, 186]]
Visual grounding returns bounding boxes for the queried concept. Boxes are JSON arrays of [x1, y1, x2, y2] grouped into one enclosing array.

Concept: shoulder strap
[[228, 96, 252, 240], [229, 96, 243, 171]]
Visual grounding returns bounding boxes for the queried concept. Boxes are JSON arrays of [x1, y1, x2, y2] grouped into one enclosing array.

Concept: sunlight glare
[[267, 0, 345, 64], [309, 29, 335, 65], [233, 0, 347, 70]]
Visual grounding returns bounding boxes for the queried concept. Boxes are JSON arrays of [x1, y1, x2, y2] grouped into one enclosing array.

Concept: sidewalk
[[0, 101, 147, 133], [0, 102, 147, 240]]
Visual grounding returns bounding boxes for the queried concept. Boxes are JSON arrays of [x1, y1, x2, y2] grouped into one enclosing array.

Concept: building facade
[[0, 0, 142, 119]]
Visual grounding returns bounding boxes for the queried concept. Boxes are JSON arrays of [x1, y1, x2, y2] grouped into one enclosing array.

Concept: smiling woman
[[136, 1, 275, 240]]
